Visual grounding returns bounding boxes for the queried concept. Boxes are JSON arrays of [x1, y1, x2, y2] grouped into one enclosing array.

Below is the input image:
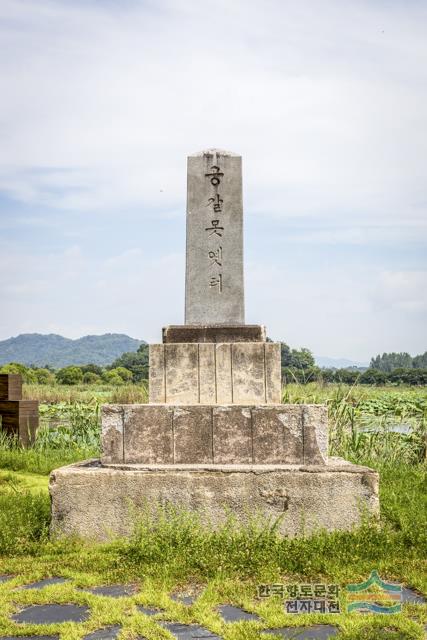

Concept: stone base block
[[49, 458, 379, 541], [149, 342, 281, 404], [101, 404, 328, 466], [162, 325, 266, 343]]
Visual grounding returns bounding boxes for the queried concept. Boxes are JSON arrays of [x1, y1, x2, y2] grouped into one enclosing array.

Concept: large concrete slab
[[185, 149, 244, 325], [50, 459, 379, 540]]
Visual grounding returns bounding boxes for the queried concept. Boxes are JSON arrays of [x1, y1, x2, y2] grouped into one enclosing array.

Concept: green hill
[[0, 333, 144, 367]]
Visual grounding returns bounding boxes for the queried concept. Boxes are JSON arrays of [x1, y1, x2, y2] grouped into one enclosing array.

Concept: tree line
[[0, 343, 426, 386]]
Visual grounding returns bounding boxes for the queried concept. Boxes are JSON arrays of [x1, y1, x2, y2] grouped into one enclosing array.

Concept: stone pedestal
[[50, 459, 379, 541], [49, 148, 379, 541], [101, 404, 328, 465]]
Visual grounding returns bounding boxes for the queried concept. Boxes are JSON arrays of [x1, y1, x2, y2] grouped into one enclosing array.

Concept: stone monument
[[50, 149, 379, 539]]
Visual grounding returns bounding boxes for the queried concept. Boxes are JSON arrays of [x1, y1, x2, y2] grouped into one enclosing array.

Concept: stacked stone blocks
[[149, 342, 281, 404], [101, 403, 328, 465]]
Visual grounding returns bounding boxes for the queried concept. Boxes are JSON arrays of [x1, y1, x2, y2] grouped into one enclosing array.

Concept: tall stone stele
[[50, 149, 379, 540]]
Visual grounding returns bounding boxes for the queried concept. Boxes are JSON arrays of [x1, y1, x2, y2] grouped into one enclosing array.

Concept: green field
[[0, 383, 425, 639]]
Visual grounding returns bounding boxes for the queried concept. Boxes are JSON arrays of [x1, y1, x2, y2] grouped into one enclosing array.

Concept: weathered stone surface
[[162, 325, 266, 343], [165, 344, 199, 404], [199, 344, 216, 404], [50, 459, 379, 540], [302, 405, 328, 464], [149, 343, 281, 405], [148, 344, 166, 403], [101, 405, 124, 464], [185, 150, 244, 325], [252, 406, 303, 465], [215, 344, 232, 404], [101, 404, 327, 465], [123, 405, 173, 465], [212, 407, 252, 464], [173, 407, 213, 464], [232, 343, 265, 403], [265, 343, 282, 404]]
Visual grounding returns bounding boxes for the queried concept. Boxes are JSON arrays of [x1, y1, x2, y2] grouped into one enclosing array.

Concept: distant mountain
[[0, 333, 144, 368], [315, 355, 369, 370]]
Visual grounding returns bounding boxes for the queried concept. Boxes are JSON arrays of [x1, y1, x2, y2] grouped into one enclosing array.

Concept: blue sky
[[0, 0, 426, 361]]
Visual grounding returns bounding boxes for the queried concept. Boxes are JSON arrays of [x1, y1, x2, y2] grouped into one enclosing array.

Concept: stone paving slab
[[217, 605, 259, 622], [83, 626, 122, 640], [12, 604, 89, 624], [137, 606, 164, 616], [87, 585, 137, 597], [20, 577, 69, 590], [161, 622, 220, 640], [264, 626, 338, 639], [401, 586, 426, 604]]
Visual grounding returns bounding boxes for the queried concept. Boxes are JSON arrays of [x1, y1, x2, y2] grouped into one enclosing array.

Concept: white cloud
[[372, 270, 427, 312], [0, 0, 425, 232]]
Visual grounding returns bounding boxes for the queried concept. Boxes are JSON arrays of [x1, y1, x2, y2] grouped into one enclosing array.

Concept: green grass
[[23, 382, 149, 404], [0, 383, 425, 638], [0, 461, 425, 638]]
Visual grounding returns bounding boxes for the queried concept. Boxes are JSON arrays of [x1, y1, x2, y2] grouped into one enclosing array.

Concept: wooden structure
[[0, 374, 38, 445]]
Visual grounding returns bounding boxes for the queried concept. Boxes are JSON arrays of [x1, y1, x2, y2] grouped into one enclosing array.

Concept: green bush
[[0, 363, 37, 383], [110, 344, 148, 382], [56, 366, 84, 385], [83, 371, 101, 384], [103, 367, 132, 384], [34, 367, 56, 385]]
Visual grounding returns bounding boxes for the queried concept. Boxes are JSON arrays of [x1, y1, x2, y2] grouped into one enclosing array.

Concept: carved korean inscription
[[185, 149, 244, 324]]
